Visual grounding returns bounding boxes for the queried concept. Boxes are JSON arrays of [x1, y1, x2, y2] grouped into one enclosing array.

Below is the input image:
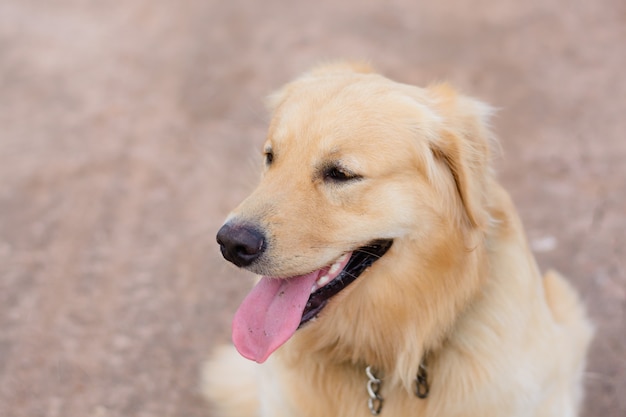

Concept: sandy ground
[[0, 0, 624, 416]]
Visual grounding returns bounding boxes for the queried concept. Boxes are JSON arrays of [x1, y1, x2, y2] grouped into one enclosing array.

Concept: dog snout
[[216, 223, 266, 267]]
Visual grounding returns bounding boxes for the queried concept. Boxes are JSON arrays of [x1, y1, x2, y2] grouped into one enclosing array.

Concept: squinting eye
[[323, 165, 362, 182]]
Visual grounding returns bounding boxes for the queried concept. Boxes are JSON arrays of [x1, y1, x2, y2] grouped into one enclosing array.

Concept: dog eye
[[264, 151, 274, 166], [323, 166, 361, 182]]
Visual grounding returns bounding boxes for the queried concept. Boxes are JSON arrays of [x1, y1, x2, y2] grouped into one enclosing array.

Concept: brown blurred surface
[[0, 1, 624, 416]]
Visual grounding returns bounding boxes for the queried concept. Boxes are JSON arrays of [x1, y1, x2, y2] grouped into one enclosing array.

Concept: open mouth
[[232, 239, 393, 363], [300, 239, 394, 327]]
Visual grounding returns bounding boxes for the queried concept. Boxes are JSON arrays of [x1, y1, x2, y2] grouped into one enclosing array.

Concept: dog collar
[[365, 355, 430, 415]]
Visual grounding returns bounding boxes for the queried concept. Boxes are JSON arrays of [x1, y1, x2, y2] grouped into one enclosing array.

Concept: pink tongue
[[232, 271, 322, 363]]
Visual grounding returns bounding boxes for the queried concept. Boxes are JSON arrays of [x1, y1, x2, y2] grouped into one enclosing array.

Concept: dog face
[[217, 63, 494, 364]]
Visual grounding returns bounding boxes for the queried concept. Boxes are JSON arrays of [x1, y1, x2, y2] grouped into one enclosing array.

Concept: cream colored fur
[[203, 63, 593, 417]]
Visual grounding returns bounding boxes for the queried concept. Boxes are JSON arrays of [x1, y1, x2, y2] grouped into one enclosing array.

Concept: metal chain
[[365, 356, 429, 414], [414, 360, 430, 399], [365, 366, 383, 415]]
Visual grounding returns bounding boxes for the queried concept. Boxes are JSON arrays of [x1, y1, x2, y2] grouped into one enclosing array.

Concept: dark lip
[[298, 239, 394, 328]]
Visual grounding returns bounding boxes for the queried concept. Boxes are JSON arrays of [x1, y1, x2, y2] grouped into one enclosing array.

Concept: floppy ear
[[427, 84, 495, 229]]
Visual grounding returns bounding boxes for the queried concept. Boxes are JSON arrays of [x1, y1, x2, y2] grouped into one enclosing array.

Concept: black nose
[[216, 223, 266, 267]]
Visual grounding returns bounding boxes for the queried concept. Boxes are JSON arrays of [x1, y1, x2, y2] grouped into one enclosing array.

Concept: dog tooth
[[329, 254, 348, 275], [317, 275, 330, 286], [329, 262, 341, 275]]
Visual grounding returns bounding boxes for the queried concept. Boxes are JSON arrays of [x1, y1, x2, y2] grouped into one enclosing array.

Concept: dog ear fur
[[427, 83, 495, 229]]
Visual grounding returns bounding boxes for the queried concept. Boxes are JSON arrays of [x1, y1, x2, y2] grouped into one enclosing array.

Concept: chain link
[[365, 366, 383, 415], [414, 360, 430, 399]]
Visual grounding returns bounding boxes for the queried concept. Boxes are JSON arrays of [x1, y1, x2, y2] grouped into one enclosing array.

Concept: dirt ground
[[0, 0, 624, 416]]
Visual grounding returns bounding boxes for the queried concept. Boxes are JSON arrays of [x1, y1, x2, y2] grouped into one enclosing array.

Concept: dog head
[[217, 63, 495, 370]]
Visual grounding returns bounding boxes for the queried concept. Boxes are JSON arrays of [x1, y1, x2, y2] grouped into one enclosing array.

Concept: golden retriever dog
[[203, 63, 593, 417]]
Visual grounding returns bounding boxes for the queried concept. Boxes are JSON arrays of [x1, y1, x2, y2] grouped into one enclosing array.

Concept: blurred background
[[0, 0, 624, 416]]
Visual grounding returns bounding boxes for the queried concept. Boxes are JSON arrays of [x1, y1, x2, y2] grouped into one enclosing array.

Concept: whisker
[[354, 248, 384, 258]]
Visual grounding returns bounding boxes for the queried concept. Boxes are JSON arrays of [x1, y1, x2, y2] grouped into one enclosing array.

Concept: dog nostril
[[216, 223, 266, 267], [234, 243, 259, 255]]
